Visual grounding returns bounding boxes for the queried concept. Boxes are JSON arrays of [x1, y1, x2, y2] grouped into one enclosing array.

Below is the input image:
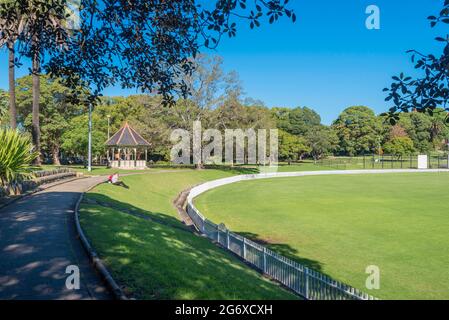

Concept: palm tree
[[1, 1, 43, 163], [29, 0, 74, 165], [31, 32, 42, 164], [1, 0, 71, 165], [7, 40, 16, 129], [0, 1, 25, 130]]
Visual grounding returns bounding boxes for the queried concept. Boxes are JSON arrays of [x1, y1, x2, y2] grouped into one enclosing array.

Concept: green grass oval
[[195, 172, 449, 299]]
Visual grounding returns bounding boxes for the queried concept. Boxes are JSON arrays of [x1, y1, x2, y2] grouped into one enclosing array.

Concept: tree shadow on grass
[[79, 194, 303, 300], [204, 165, 260, 175], [237, 231, 323, 272], [84, 192, 188, 232]]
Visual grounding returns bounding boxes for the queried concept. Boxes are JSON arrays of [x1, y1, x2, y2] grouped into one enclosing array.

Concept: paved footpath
[[0, 177, 111, 300]]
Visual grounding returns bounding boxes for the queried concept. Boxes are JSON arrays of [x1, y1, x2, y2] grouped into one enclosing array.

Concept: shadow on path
[[0, 178, 111, 300]]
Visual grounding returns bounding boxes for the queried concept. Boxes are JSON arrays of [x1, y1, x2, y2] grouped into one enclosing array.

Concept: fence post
[[226, 229, 230, 250], [263, 247, 267, 274], [305, 267, 310, 300], [372, 154, 375, 169], [363, 155, 366, 169], [243, 238, 247, 260], [410, 155, 412, 169]]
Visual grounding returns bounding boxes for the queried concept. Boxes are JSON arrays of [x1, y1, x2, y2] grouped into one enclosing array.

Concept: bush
[[0, 129, 38, 195], [383, 137, 415, 157]]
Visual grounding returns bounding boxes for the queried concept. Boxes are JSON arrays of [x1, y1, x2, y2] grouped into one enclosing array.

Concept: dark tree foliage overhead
[[383, 0, 449, 124], [0, 0, 70, 69], [29, 0, 296, 105]]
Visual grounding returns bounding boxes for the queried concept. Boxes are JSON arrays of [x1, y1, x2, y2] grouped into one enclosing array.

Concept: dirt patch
[[173, 187, 194, 227]]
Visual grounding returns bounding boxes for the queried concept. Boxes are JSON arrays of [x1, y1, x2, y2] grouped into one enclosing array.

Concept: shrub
[[0, 129, 38, 195], [383, 136, 415, 157]]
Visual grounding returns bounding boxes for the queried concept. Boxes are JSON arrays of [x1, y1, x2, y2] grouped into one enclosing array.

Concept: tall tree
[[332, 106, 382, 156], [305, 125, 338, 162], [0, 0, 26, 129], [1, 0, 294, 164], [30, 1, 69, 164], [171, 55, 243, 131], [278, 130, 311, 163], [273, 106, 321, 136], [1, 0, 71, 164], [15, 75, 86, 164], [397, 112, 434, 153], [31, 34, 41, 163], [184, 55, 227, 111], [7, 39, 16, 129]]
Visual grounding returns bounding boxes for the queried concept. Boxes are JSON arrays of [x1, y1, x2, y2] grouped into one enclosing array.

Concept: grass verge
[[79, 169, 297, 299]]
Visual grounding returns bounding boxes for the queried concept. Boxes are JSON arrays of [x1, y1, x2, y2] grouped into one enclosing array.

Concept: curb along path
[[0, 176, 111, 300]]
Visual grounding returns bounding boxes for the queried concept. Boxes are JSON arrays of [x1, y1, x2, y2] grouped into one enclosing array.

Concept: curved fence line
[[186, 168, 449, 300]]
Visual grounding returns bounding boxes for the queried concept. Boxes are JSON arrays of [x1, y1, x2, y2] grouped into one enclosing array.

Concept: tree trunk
[[32, 46, 42, 165], [8, 41, 17, 129], [195, 162, 204, 170], [52, 144, 61, 165]]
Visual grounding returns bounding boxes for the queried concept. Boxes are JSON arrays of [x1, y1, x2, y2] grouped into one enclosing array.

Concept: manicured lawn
[[195, 172, 449, 299], [275, 161, 334, 172], [87, 169, 236, 223], [80, 170, 297, 299]]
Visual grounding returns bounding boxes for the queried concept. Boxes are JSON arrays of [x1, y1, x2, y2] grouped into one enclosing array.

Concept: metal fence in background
[[318, 154, 449, 170], [186, 202, 377, 300]]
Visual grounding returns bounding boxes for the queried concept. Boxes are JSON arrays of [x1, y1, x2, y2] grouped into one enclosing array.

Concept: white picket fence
[[186, 204, 376, 300], [183, 170, 404, 300]]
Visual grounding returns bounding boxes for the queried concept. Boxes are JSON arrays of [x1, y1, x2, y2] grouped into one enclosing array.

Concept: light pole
[[107, 115, 111, 162], [107, 115, 111, 140], [377, 136, 382, 158], [87, 103, 92, 172]]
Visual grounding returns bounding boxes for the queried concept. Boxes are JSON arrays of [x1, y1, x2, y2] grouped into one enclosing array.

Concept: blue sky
[[0, 0, 446, 124]]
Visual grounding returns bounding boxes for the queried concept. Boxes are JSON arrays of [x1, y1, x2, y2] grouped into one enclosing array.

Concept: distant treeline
[[1, 74, 448, 165]]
